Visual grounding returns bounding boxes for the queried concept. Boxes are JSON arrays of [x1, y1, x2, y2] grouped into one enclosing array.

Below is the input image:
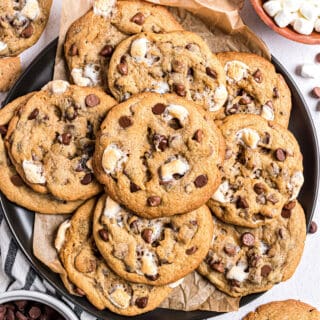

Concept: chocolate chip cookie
[[5, 81, 117, 201], [198, 202, 306, 297], [217, 52, 291, 127], [64, 0, 182, 90], [93, 92, 224, 218], [209, 114, 303, 228], [107, 31, 228, 116], [56, 198, 172, 316], [0, 0, 52, 56], [0, 94, 84, 214], [243, 300, 320, 319], [93, 195, 214, 286], [0, 56, 21, 91]]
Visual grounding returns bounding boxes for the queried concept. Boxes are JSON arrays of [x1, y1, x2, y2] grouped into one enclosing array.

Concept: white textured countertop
[[0, 1, 319, 319]]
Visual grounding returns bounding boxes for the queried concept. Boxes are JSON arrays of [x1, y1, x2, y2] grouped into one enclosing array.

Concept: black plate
[[1, 39, 319, 320]]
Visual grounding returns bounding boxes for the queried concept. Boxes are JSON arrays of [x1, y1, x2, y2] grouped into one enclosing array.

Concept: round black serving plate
[[1, 39, 319, 320]]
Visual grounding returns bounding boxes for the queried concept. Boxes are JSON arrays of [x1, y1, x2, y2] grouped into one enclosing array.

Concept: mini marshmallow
[[212, 180, 233, 203], [0, 41, 8, 53], [164, 104, 189, 125], [282, 0, 302, 13], [300, 2, 318, 22], [130, 38, 149, 62], [54, 220, 71, 252], [293, 18, 314, 35], [212, 85, 228, 112], [151, 81, 169, 94], [236, 128, 260, 149], [141, 251, 158, 276], [261, 104, 275, 121], [315, 18, 320, 32], [21, 0, 41, 20], [263, 1, 282, 18], [288, 171, 304, 200], [42, 80, 70, 94], [300, 64, 320, 78], [71, 68, 92, 87], [102, 144, 128, 175], [225, 60, 249, 83], [108, 285, 131, 309], [93, 0, 116, 17], [83, 63, 101, 86], [103, 196, 122, 219], [22, 160, 46, 184], [226, 261, 249, 282], [160, 156, 189, 182], [274, 10, 294, 28]]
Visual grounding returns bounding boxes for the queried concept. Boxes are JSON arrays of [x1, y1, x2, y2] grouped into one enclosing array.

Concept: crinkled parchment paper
[[35, 0, 274, 313]]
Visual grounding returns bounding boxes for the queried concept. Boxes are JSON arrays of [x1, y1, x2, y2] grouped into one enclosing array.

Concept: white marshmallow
[[225, 60, 249, 83], [42, 80, 70, 94], [261, 104, 275, 121], [0, 41, 8, 53], [288, 171, 304, 200], [108, 285, 131, 309], [71, 68, 92, 87], [141, 251, 158, 276], [211, 85, 228, 112], [160, 156, 189, 182], [300, 3, 318, 22], [315, 18, 320, 32], [83, 63, 101, 86], [274, 10, 294, 28], [212, 180, 233, 203], [163, 104, 189, 125], [300, 64, 320, 78], [130, 38, 149, 62], [151, 81, 169, 94], [236, 128, 260, 149], [293, 18, 314, 35], [226, 261, 249, 282], [282, 0, 302, 13], [54, 220, 71, 252], [93, 0, 116, 17], [22, 160, 46, 184], [102, 144, 128, 175], [21, 0, 41, 20], [263, 1, 282, 17], [103, 197, 122, 219]]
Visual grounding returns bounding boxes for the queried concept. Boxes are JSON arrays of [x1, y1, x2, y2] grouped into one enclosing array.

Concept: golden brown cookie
[[93, 195, 214, 286], [0, 0, 52, 56], [217, 52, 291, 127], [56, 198, 172, 316], [209, 114, 303, 228], [64, 0, 182, 90], [198, 202, 306, 297], [243, 300, 320, 320], [0, 57, 21, 91], [93, 92, 224, 218]]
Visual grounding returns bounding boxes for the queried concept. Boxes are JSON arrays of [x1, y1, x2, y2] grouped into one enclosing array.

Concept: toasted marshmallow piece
[[225, 60, 249, 83], [54, 220, 71, 252], [42, 80, 70, 94], [236, 128, 260, 149], [161, 156, 189, 182], [108, 285, 131, 309], [22, 160, 46, 184], [261, 104, 275, 121], [226, 261, 249, 282], [163, 104, 189, 125], [263, 1, 282, 17], [102, 144, 128, 175], [131, 38, 149, 62], [293, 18, 314, 35], [93, 0, 116, 17], [21, 0, 41, 20], [274, 10, 294, 28], [103, 196, 122, 219]]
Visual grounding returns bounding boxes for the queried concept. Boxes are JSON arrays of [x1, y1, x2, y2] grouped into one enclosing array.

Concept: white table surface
[[0, 1, 319, 319]]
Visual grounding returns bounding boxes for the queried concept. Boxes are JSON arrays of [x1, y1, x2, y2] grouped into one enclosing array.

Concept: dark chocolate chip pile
[[0, 300, 66, 320]]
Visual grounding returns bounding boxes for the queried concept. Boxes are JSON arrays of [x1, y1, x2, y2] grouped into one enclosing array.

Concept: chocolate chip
[[187, 68, 194, 76], [29, 306, 41, 319], [273, 87, 280, 98], [75, 287, 85, 296], [152, 103, 166, 115], [16, 311, 28, 320], [229, 279, 241, 287], [267, 193, 279, 204], [226, 103, 239, 115], [85, 94, 100, 107], [131, 12, 145, 25], [261, 264, 272, 277], [135, 297, 148, 308], [186, 246, 198, 255], [130, 220, 139, 234], [241, 232, 255, 246], [253, 183, 266, 195], [65, 106, 78, 121], [206, 67, 217, 78], [253, 69, 263, 83], [284, 201, 296, 210], [153, 134, 168, 151], [261, 132, 271, 144], [130, 182, 141, 193], [99, 44, 114, 57], [21, 24, 34, 38], [80, 173, 93, 185], [278, 228, 284, 238], [309, 221, 318, 234], [236, 196, 249, 209], [185, 43, 193, 50], [274, 148, 286, 161], [99, 229, 109, 241], [10, 174, 24, 186], [168, 118, 182, 130], [224, 243, 237, 256], [316, 53, 320, 63], [194, 175, 208, 188], [0, 125, 7, 136], [239, 96, 252, 105], [119, 116, 133, 128], [312, 87, 320, 98], [147, 196, 161, 207], [28, 108, 39, 120], [173, 83, 186, 97], [14, 301, 27, 311], [210, 261, 225, 273], [281, 208, 292, 218], [145, 274, 160, 281], [193, 129, 203, 142], [69, 44, 78, 56], [117, 62, 128, 75], [141, 228, 153, 243], [61, 132, 72, 145]]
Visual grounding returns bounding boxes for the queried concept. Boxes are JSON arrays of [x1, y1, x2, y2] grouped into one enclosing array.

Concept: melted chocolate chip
[[253, 183, 266, 195], [135, 297, 148, 308], [253, 69, 263, 83], [194, 175, 208, 188], [261, 264, 272, 277], [28, 108, 39, 120], [99, 229, 109, 241], [236, 196, 249, 209], [241, 232, 255, 246], [28, 306, 41, 319], [193, 129, 203, 142], [65, 106, 78, 121], [119, 116, 133, 128], [210, 261, 225, 273], [85, 94, 100, 107], [224, 243, 237, 256], [173, 83, 186, 97], [131, 12, 145, 25], [281, 208, 291, 218], [80, 173, 93, 185], [141, 228, 153, 243], [274, 148, 287, 161], [309, 221, 318, 234], [10, 174, 24, 186], [99, 44, 114, 57], [284, 201, 296, 210], [117, 62, 128, 75], [152, 103, 166, 115], [273, 87, 280, 98], [21, 24, 34, 38], [0, 125, 7, 136], [61, 132, 72, 145], [147, 196, 161, 207], [145, 274, 160, 281], [69, 44, 78, 56], [186, 246, 198, 255], [205, 67, 217, 78], [130, 182, 141, 193], [239, 96, 252, 105], [153, 134, 168, 151]]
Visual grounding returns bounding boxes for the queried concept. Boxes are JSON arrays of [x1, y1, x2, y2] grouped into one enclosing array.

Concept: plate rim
[[1, 38, 319, 320]]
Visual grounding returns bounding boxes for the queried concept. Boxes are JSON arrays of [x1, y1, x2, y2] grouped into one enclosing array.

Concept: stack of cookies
[[0, 0, 307, 316]]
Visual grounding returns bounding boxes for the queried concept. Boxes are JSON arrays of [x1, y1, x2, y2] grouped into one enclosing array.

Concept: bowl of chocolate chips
[[0, 290, 78, 320]]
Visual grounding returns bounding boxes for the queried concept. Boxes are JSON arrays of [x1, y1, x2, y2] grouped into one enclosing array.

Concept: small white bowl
[[0, 290, 79, 320]]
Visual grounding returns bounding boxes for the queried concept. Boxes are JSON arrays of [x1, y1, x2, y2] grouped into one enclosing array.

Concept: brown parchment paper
[[35, 0, 274, 313]]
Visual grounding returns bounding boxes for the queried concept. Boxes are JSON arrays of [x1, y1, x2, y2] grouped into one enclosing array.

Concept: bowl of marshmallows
[[250, 0, 320, 44]]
